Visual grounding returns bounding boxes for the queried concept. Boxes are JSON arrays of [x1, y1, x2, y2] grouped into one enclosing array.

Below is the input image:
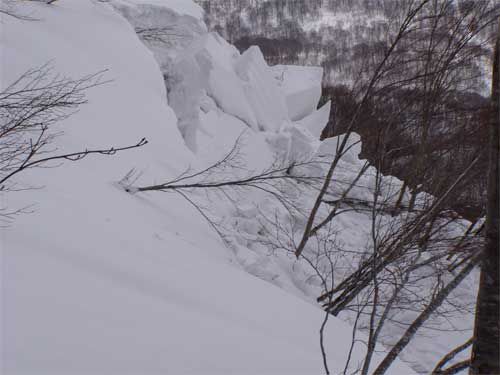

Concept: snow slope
[[1, 1, 414, 375]]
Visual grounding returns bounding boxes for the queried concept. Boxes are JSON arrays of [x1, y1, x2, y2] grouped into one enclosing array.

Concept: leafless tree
[[0, 64, 147, 218], [432, 337, 473, 375], [294, 0, 436, 259], [121, 132, 325, 220], [288, 1, 498, 373]]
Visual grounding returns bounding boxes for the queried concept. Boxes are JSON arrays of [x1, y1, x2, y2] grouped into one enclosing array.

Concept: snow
[[169, 32, 260, 150], [127, 5, 476, 373], [297, 100, 332, 140], [161, 32, 298, 151], [3, 0, 474, 373], [111, 0, 207, 73], [235, 47, 289, 132], [1, 1, 414, 374], [272, 65, 324, 122]]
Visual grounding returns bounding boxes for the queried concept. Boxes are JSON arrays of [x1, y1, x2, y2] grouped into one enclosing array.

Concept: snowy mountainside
[[1, 1, 476, 374], [1, 1, 414, 374]]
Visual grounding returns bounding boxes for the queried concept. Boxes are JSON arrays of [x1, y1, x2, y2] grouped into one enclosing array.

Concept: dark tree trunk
[[469, 21, 500, 375]]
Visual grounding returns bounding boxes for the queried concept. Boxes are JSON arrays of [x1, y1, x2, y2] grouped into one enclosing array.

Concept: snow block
[[285, 124, 319, 163], [272, 65, 324, 121], [235, 47, 289, 132], [168, 33, 259, 150], [168, 33, 298, 150], [297, 100, 331, 139]]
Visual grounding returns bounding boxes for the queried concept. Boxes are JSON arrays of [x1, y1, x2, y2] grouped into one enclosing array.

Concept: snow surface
[[298, 101, 331, 140], [235, 47, 289, 132], [1, 1, 415, 374], [111, 0, 207, 72], [272, 65, 324, 122], [2, 0, 477, 374], [165, 32, 294, 151]]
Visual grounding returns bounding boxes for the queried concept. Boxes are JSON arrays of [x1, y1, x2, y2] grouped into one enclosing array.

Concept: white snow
[[272, 65, 324, 122], [169, 32, 260, 150], [235, 47, 289, 132], [298, 100, 332, 140], [3, 0, 474, 374], [111, 0, 207, 73], [161, 32, 298, 151], [1, 1, 415, 374]]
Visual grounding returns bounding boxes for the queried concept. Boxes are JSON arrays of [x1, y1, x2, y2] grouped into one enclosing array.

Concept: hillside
[[1, 1, 483, 374]]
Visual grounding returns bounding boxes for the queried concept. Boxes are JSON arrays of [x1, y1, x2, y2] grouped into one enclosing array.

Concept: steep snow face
[[1, 1, 415, 375], [111, 0, 207, 73], [163, 32, 328, 155], [170, 32, 261, 149], [235, 46, 290, 132], [272, 65, 324, 122], [166, 33, 292, 150]]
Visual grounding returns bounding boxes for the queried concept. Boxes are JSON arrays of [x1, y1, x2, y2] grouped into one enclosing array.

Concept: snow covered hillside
[[0, 1, 415, 374], [1, 1, 475, 374]]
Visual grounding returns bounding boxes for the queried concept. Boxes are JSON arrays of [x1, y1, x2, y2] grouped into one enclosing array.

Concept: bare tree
[[0, 64, 147, 217], [432, 337, 473, 375], [289, 2, 498, 373], [121, 132, 324, 220], [294, 0, 435, 259], [373, 254, 480, 375]]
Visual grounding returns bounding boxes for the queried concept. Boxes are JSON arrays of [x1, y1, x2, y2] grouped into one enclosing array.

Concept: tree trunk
[[373, 257, 479, 375], [469, 21, 500, 375]]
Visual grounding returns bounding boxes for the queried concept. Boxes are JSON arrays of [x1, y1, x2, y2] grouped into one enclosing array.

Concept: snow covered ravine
[[1, 1, 468, 374]]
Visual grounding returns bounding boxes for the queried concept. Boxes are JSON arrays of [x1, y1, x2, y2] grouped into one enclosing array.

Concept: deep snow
[[1, 1, 414, 374], [1, 1, 474, 375]]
